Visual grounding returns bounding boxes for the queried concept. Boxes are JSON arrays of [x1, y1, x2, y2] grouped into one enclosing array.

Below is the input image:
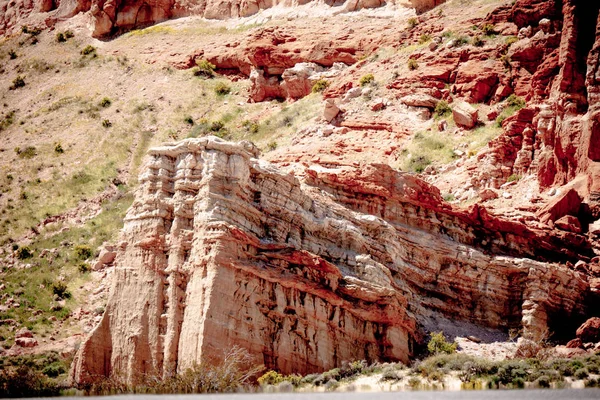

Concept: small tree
[[427, 331, 457, 355]]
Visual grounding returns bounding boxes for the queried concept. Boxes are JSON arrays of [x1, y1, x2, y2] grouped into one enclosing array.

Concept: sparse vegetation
[[359, 73, 375, 87], [192, 60, 216, 78], [80, 45, 97, 56], [481, 24, 496, 36], [54, 143, 64, 154], [214, 82, 231, 95], [407, 58, 419, 71], [408, 18, 419, 29], [100, 97, 112, 108], [56, 30, 74, 43], [311, 79, 329, 93], [435, 100, 451, 117], [472, 35, 485, 47], [9, 75, 25, 90], [419, 33, 432, 44], [506, 174, 522, 183], [427, 331, 457, 355], [8, 50, 17, 59]]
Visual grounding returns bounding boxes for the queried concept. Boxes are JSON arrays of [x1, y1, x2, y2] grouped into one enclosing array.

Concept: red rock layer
[[71, 137, 592, 384]]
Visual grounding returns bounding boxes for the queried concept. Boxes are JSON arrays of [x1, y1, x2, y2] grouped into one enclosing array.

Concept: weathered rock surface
[[576, 317, 600, 343], [71, 137, 593, 384], [0, 0, 445, 37]]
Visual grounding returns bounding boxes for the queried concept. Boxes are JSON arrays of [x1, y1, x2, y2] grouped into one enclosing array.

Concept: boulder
[[480, 188, 499, 201], [400, 94, 438, 109], [452, 101, 478, 129], [15, 337, 38, 348], [15, 327, 33, 338], [323, 99, 341, 123], [554, 215, 582, 233], [536, 188, 582, 223], [576, 317, 600, 343]]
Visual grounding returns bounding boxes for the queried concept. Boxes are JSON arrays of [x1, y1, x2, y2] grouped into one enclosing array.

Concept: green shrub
[[359, 73, 375, 87], [258, 370, 284, 386], [512, 377, 525, 389], [473, 35, 485, 47], [193, 60, 216, 78], [214, 82, 231, 95], [74, 245, 93, 260], [80, 45, 96, 56], [506, 94, 525, 109], [419, 33, 431, 44], [55, 32, 66, 43], [443, 194, 455, 202], [435, 100, 451, 117], [42, 363, 65, 378], [242, 120, 259, 134], [481, 24, 496, 36], [78, 263, 91, 273], [17, 146, 36, 159], [575, 368, 589, 380], [536, 375, 551, 388], [408, 18, 419, 29], [267, 141, 277, 151], [0, 365, 60, 397], [15, 246, 33, 259], [311, 79, 329, 93], [51, 282, 70, 299], [99, 97, 112, 108], [454, 36, 470, 46], [9, 75, 25, 90], [506, 174, 521, 182], [505, 36, 518, 47], [427, 331, 457, 355], [408, 59, 419, 71]]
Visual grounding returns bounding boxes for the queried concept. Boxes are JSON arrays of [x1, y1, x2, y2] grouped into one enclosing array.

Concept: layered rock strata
[[0, 0, 445, 37], [72, 137, 592, 384]]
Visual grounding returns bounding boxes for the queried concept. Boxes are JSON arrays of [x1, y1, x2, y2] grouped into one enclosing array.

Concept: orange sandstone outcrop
[[71, 137, 593, 384]]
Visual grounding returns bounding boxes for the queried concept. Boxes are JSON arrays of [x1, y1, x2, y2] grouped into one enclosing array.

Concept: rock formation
[[71, 136, 594, 384], [0, 0, 445, 37]]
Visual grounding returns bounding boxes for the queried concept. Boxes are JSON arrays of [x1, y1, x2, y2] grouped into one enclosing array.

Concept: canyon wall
[[71, 137, 592, 384], [0, 0, 444, 36]]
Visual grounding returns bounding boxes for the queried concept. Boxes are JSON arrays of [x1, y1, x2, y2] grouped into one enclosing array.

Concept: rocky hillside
[[0, 0, 599, 389]]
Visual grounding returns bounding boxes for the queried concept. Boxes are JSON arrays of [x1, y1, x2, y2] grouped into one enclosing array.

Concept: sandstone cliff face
[[71, 137, 592, 384], [0, 0, 443, 37]]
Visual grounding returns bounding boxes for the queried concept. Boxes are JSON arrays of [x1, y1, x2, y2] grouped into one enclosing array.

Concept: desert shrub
[[0, 365, 60, 397], [481, 24, 496, 36], [408, 155, 431, 173], [454, 36, 470, 46], [74, 245, 93, 260], [258, 371, 284, 386], [443, 194, 455, 202], [472, 35, 485, 47], [41, 363, 65, 378], [15, 246, 33, 259], [311, 79, 329, 93], [267, 141, 277, 151], [86, 346, 261, 395], [506, 94, 526, 109], [8, 50, 17, 60], [214, 82, 231, 95], [501, 55, 511, 69], [512, 377, 525, 388], [242, 120, 259, 134], [81, 45, 96, 56], [380, 368, 400, 382], [505, 36, 518, 47], [427, 331, 457, 355], [54, 143, 64, 154], [193, 60, 216, 78], [536, 375, 551, 388], [359, 73, 375, 87], [9, 75, 25, 90], [574, 368, 589, 380], [419, 33, 431, 44], [506, 174, 521, 183], [586, 378, 600, 388], [324, 379, 339, 391], [184, 116, 194, 125], [408, 18, 419, 29], [99, 97, 112, 108], [102, 119, 112, 128], [78, 263, 91, 273], [408, 59, 419, 70], [51, 282, 70, 299], [435, 100, 451, 117], [16, 146, 36, 159], [210, 121, 224, 132], [22, 26, 41, 36]]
